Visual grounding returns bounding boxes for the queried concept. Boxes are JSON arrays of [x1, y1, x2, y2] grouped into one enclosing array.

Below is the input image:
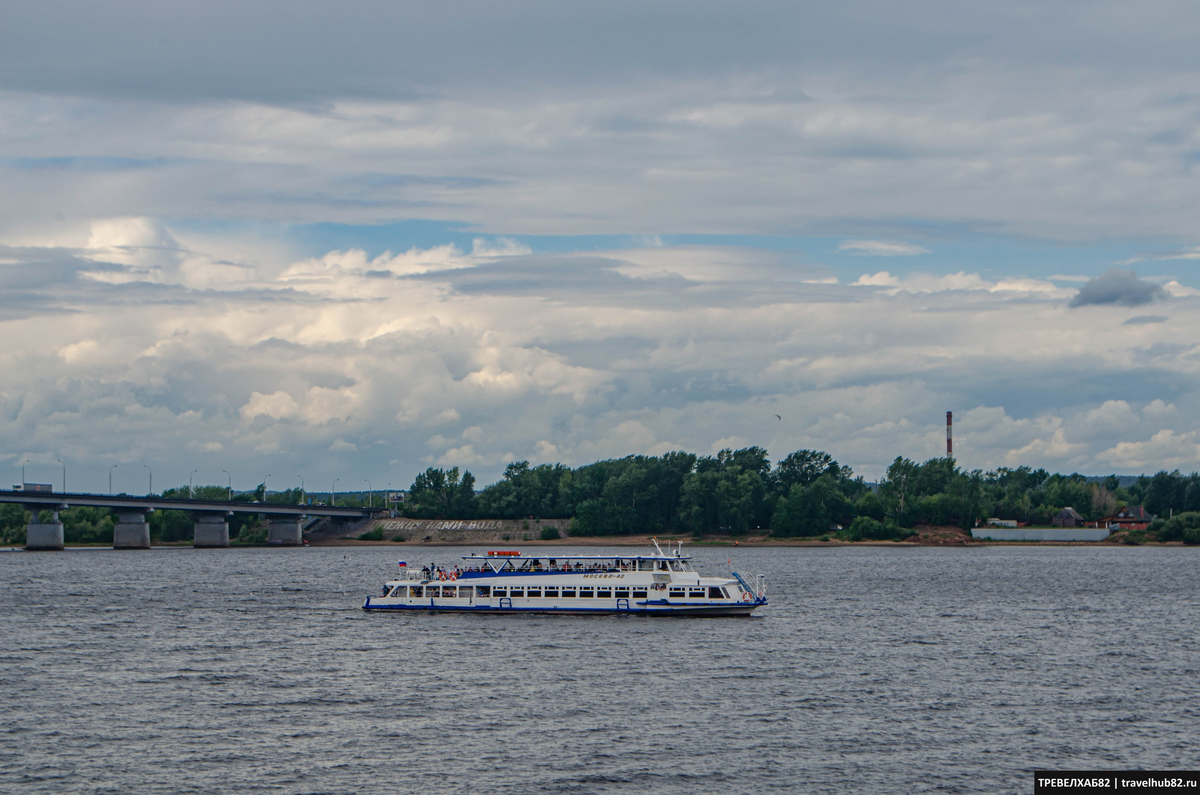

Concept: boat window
[[492, 588, 507, 597], [527, 588, 542, 598], [509, 589, 524, 598], [689, 588, 705, 598], [658, 561, 670, 571], [708, 587, 724, 599], [561, 588, 576, 597], [669, 588, 686, 597], [578, 587, 593, 598], [544, 588, 559, 597], [632, 589, 648, 599], [388, 586, 407, 597], [720, 587, 730, 598], [476, 586, 491, 597], [614, 588, 630, 597], [458, 586, 473, 598], [410, 586, 423, 598], [638, 560, 653, 571], [596, 589, 612, 598]]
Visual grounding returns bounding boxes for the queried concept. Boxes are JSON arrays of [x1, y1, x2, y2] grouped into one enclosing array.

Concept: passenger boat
[[362, 541, 767, 616]]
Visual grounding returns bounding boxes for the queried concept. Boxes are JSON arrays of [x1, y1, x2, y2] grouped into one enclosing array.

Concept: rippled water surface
[[2, 545, 1197, 794]]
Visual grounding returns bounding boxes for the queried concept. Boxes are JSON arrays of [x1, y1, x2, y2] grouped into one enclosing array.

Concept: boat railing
[[732, 571, 767, 602]]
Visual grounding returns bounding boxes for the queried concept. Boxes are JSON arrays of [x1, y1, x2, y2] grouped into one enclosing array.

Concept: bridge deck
[[0, 490, 373, 517]]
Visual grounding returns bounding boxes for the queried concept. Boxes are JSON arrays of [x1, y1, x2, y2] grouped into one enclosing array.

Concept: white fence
[[971, 527, 1111, 541]]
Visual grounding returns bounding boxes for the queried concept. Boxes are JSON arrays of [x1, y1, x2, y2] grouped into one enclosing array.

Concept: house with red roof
[[1103, 505, 1155, 531]]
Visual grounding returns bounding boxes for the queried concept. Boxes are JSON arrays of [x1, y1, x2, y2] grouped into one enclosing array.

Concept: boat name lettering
[[582, 574, 624, 579]]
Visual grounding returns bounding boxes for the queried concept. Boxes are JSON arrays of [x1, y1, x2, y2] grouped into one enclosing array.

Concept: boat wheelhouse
[[362, 542, 767, 616]]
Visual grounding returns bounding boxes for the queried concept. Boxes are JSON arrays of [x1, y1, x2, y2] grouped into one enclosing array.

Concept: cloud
[[241, 391, 300, 421], [852, 270, 1064, 296], [1069, 269, 1166, 308], [1098, 430, 1200, 471], [854, 271, 901, 287], [838, 241, 929, 257], [1123, 315, 1166, 325], [8, 5, 1200, 488]]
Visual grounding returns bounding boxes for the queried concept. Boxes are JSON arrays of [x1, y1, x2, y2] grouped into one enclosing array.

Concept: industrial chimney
[[946, 411, 953, 458]]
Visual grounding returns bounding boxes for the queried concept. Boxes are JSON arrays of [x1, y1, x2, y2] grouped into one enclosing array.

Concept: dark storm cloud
[[2, 1, 1197, 103], [1069, 268, 1167, 308]]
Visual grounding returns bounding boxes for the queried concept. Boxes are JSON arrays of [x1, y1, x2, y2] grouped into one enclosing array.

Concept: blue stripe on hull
[[362, 601, 763, 616]]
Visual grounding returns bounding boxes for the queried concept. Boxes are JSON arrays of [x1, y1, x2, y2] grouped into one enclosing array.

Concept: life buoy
[[742, 592, 752, 601]]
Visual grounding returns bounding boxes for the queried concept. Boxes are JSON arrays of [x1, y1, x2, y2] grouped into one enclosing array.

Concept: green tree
[[405, 467, 477, 518], [0, 503, 28, 545]]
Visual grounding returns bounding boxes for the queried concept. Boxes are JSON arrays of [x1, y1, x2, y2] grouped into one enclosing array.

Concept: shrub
[[836, 516, 914, 542], [358, 528, 384, 541], [233, 524, 267, 545], [390, 533, 406, 542], [540, 526, 560, 540], [1160, 511, 1200, 542], [1184, 527, 1200, 545]]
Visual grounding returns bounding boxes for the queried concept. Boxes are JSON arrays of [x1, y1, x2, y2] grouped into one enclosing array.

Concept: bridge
[[0, 489, 375, 550]]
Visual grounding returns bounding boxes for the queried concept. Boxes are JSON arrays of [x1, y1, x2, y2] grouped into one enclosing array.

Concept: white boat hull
[[362, 597, 763, 616]]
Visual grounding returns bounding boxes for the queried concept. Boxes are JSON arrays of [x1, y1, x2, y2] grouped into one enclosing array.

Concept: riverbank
[[307, 519, 1189, 548]]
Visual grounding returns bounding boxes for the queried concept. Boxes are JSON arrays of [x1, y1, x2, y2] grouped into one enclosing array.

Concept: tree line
[[5, 449, 1200, 545], [400, 448, 1197, 540]]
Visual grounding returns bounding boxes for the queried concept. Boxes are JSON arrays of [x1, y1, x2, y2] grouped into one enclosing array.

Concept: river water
[[2, 545, 1197, 794]]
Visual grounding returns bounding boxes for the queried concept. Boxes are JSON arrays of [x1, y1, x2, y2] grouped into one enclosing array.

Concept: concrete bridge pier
[[113, 510, 152, 549], [193, 512, 231, 548], [25, 505, 65, 550], [267, 516, 304, 546]]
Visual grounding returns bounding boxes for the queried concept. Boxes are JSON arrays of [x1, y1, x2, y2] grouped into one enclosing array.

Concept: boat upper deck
[[397, 545, 700, 582]]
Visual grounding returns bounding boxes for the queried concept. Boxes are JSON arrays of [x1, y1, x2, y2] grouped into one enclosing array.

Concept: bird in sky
[[775, 414, 782, 421]]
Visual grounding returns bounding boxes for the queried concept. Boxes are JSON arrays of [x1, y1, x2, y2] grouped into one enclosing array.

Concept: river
[[2, 544, 1196, 793]]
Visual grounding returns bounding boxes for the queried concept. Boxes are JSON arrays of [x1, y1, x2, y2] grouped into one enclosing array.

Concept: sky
[[2, 1, 1200, 494]]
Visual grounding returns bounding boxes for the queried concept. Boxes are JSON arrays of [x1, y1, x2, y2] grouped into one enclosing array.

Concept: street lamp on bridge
[[296, 475, 305, 505], [190, 470, 198, 499], [222, 470, 231, 501], [331, 478, 339, 507], [109, 464, 118, 496], [57, 460, 65, 493], [365, 479, 372, 508], [143, 464, 152, 496]]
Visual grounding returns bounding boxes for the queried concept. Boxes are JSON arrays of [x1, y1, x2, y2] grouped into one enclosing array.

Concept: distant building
[[1052, 507, 1085, 527], [1103, 505, 1155, 531]]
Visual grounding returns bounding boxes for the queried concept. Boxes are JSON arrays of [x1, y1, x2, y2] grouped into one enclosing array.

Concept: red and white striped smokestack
[[946, 411, 953, 458]]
